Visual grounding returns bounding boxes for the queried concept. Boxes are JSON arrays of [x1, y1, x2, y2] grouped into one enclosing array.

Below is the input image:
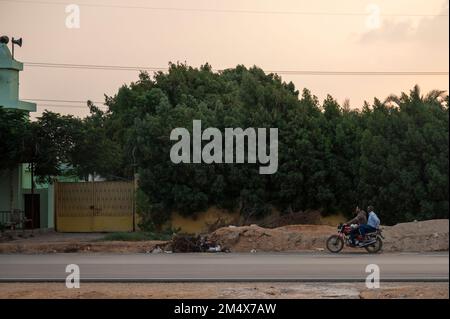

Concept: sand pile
[[208, 219, 449, 253], [208, 224, 335, 252], [382, 219, 449, 252]]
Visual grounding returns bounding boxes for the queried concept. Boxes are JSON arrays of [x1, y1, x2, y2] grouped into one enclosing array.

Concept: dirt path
[[0, 240, 168, 254], [0, 232, 168, 253], [0, 282, 447, 299]]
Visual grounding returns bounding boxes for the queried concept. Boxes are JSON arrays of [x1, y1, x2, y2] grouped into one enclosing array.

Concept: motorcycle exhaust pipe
[[360, 239, 377, 247]]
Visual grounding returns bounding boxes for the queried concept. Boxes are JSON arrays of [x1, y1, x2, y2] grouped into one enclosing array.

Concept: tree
[[0, 107, 29, 170], [44, 63, 447, 227], [0, 108, 30, 210], [69, 102, 122, 180], [359, 86, 449, 223]]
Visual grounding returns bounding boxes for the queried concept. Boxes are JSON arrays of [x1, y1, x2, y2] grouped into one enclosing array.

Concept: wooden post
[[53, 179, 58, 232], [30, 162, 34, 231]]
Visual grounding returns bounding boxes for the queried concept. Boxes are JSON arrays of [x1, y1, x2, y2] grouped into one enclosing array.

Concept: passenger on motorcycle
[[345, 206, 367, 246], [358, 206, 381, 244]]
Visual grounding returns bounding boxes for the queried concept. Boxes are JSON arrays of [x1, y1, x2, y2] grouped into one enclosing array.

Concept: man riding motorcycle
[[359, 206, 381, 239], [345, 206, 367, 246], [327, 205, 383, 253]]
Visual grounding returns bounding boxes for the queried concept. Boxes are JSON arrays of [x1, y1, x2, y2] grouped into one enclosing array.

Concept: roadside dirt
[[1, 219, 448, 254], [0, 232, 169, 254], [0, 240, 170, 254], [209, 219, 449, 253], [208, 224, 334, 252], [0, 282, 447, 299], [382, 219, 449, 252], [359, 283, 449, 299]]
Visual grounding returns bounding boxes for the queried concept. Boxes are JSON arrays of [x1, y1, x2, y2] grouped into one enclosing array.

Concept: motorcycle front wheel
[[326, 235, 344, 253], [365, 237, 383, 254]]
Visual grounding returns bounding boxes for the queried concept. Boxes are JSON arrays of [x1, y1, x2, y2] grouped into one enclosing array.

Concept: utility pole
[[133, 172, 138, 232], [132, 146, 137, 232], [30, 162, 34, 231]]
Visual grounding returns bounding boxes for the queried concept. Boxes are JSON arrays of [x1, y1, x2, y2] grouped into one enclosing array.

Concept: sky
[[0, 0, 448, 118]]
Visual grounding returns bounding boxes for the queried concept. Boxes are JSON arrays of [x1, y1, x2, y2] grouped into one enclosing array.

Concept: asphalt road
[[0, 252, 448, 282]]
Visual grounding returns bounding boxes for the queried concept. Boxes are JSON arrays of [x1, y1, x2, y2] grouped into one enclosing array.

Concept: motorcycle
[[326, 223, 384, 254]]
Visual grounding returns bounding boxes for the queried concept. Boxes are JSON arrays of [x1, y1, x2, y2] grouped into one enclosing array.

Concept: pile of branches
[[171, 234, 219, 253], [172, 234, 203, 252]]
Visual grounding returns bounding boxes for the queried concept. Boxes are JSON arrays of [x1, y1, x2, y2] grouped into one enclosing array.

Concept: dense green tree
[[0, 107, 29, 170], [359, 86, 449, 223], [3, 65, 447, 226], [1, 106, 122, 183], [69, 102, 122, 180], [103, 64, 448, 226], [22, 111, 82, 183]]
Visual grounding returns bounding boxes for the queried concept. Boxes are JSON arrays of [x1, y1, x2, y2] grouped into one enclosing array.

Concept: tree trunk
[[9, 167, 14, 212], [31, 162, 35, 229]]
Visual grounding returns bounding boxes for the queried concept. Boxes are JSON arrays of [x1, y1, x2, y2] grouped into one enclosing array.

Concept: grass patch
[[101, 231, 173, 242]]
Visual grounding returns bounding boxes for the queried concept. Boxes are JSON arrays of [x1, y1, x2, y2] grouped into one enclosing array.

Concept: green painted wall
[[0, 169, 13, 211], [1, 165, 53, 228], [0, 166, 21, 212]]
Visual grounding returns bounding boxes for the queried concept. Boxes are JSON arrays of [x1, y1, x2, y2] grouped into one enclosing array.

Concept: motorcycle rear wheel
[[365, 237, 383, 254], [326, 235, 344, 253]]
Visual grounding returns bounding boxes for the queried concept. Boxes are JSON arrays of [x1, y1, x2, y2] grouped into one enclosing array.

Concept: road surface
[[0, 252, 448, 282]]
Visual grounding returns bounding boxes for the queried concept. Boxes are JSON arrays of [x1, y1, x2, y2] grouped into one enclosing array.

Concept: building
[[0, 35, 53, 229], [1, 36, 139, 232]]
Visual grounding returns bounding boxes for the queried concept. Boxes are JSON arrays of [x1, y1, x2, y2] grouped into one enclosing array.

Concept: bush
[[136, 189, 171, 231]]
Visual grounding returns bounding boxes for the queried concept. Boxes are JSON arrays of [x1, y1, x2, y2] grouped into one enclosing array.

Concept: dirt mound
[[208, 224, 334, 252], [209, 219, 449, 253], [382, 219, 449, 252], [2, 219, 446, 254]]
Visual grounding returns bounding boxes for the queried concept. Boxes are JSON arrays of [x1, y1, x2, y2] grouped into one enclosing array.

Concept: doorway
[[24, 194, 40, 229]]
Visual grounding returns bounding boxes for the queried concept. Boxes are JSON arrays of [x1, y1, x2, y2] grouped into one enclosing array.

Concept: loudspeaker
[[12, 37, 22, 47]]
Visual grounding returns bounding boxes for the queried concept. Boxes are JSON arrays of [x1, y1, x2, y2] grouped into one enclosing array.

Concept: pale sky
[[0, 0, 448, 118]]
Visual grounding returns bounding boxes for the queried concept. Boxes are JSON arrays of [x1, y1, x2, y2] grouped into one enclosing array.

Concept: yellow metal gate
[[55, 181, 134, 232]]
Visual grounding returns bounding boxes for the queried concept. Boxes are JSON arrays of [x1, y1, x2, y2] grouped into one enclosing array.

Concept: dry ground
[[209, 219, 449, 253], [0, 219, 448, 253], [0, 231, 168, 253], [0, 282, 447, 299]]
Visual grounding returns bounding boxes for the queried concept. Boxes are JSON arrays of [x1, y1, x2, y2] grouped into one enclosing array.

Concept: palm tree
[[384, 85, 448, 107]]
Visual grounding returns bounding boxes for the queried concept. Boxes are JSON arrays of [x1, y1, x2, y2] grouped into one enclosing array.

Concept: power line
[[36, 104, 107, 109], [24, 62, 163, 72], [24, 98, 105, 104], [24, 98, 108, 110], [23, 62, 450, 76], [266, 71, 449, 76], [1, 0, 448, 17]]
